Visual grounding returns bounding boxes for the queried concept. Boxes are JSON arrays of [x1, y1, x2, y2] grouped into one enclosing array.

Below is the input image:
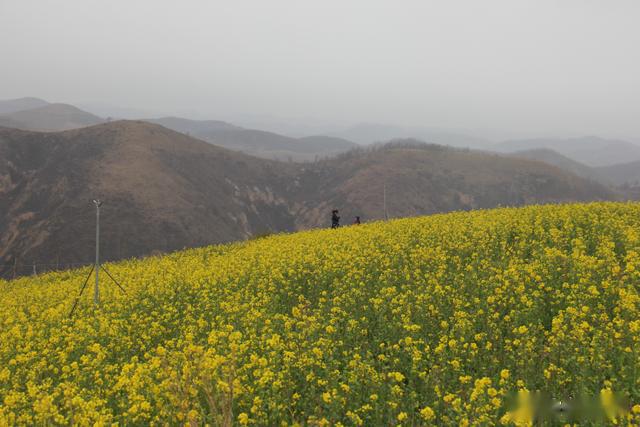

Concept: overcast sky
[[1, 0, 638, 139]]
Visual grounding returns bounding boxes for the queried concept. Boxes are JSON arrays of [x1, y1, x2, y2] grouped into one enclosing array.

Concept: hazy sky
[[1, 0, 639, 139]]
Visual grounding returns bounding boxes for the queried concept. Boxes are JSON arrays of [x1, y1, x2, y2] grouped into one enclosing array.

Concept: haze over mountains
[[597, 161, 640, 186], [145, 117, 358, 161], [0, 120, 617, 276], [3, 97, 640, 167], [0, 98, 359, 162], [509, 149, 607, 183], [1, 95, 640, 277], [331, 123, 490, 149], [0, 103, 103, 132], [495, 136, 640, 167], [2, 97, 640, 185], [506, 148, 640, 190], [0, 97, 50, 115]]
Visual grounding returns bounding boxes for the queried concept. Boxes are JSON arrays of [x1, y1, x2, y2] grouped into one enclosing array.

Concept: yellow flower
[[389, 371, 405, 382], [1, 202, 638, 425], [500, 369, 510, 380], [238, 412, 249, 425], [420, 406, 435, 420]]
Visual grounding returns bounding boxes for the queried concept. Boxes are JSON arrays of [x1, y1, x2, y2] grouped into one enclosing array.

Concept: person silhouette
[[331, 209, 340, 228], [354, 216, 361, 225]]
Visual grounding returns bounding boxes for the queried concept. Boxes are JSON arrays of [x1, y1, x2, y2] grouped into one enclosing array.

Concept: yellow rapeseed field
[[1, 203, 640, 426]]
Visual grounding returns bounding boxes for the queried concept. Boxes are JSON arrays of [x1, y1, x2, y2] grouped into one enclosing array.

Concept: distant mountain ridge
[[0, 99, 358, 161], [332, 123, 490, 149], [596, 161, 640, 186], [2, 97, 639, 192], [0, 97, 50, 115], [145, 116, 358, 161], [4, 97, 640, 170], [0, 122, 617, 276], [0, 103, 104, 131], [506, 147, 640, 195], [508, 148, 608, 184], [145, 116, 240, 134], [495, 136, 640, 167]]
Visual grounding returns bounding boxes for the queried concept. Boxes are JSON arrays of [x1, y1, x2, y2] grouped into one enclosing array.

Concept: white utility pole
[[383, 180, 388, 220], [93, 199, 103, 305], [69, 199, 126, 317]]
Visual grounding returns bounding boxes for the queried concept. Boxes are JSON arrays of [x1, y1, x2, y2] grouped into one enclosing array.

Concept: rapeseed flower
[[0, 202, 638, 425]]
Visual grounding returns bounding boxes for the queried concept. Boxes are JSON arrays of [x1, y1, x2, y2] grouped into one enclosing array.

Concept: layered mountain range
[[0, 120, 616, 275], [1, 96, 638, 276]]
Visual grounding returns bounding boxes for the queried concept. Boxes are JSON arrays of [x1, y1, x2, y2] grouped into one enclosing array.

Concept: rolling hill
[[0, 103, 104, 131], [0, 97, 50, 115], [146, 116, 358, 161], [0, 122, 617, 275], [1, 203, 639, 424], [144, 116, 241, 134], [507, 148, 607, 183], [0, 121, 299, 274], [596, 160, 640, 186], [0, 104, 355, 161], [332, 123, 490, 148], [298, 135, 359, 152], [296, 141, 616, 227], [495, 136, 640, 167]]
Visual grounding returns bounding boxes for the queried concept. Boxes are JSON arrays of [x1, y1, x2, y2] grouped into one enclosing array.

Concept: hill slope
[[198, 129, 358, 161], [146, 117, 357, 161], [495, 136, 640, 167], [0, 125, 617, 274], [0, 97, 49, 115], [333, 122, 489, 148], [292, 141, 615, 227], [144, 116, 241, 134], [0, 121, 298, 272], [0, 103, 103, 131], [1, 203, 639, 424], [508, 148, 607, 183], [294, 135, 358, 154], [597, 160, 640, 186]]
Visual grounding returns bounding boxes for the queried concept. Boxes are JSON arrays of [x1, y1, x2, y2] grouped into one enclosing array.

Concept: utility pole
[[93, 199, 103, 305], [383, 180, 388, 220], [69, 199, 126, 317]]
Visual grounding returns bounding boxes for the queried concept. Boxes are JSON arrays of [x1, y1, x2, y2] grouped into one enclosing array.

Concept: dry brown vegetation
[[0, 122, 617, 276]]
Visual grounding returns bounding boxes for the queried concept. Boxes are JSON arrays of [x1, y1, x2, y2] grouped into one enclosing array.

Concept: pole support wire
[[69, 200, 127, 318], [101, 266, 127, 295], [69, 265, 94, 318]]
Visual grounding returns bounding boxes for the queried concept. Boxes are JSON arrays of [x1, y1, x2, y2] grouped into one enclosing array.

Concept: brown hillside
[[145, 117, 358, 161], [0, 124, 618, 276], [0, 103, 103, 131], [0, 121, 298, 273], [0, 97, 50, 115], [292, 142, 616, 227]]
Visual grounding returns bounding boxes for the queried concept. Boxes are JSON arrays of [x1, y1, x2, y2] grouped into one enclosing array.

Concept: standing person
[[354, 216, 361, 225], [331, 209, 340, 229]]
